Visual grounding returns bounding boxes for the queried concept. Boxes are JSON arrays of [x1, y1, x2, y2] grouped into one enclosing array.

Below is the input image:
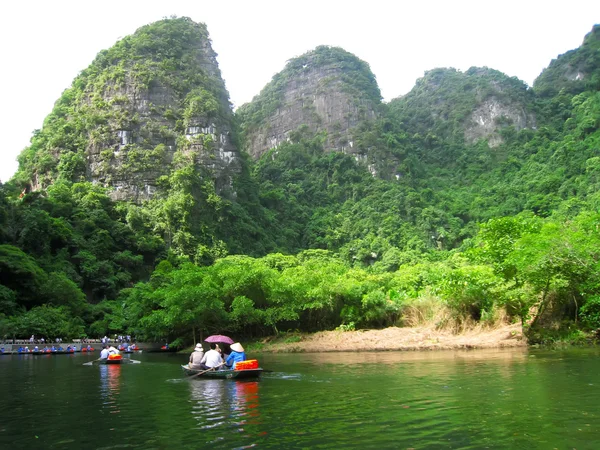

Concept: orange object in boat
[[108, 354, 122, 361], [235, 359, 259, 370]]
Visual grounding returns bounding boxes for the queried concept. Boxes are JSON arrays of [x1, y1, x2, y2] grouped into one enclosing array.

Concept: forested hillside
[[1, 19, 599, 346]]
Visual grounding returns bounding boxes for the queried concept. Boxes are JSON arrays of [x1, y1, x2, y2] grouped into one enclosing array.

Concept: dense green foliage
[[2, 19, 600, 346]]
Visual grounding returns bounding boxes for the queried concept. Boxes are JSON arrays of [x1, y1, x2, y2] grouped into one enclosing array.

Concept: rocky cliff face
[[17, 18, 241, 202], [534, 25, 600, 97], [388, 67, 536, 148], [237, 46, 381, 160], [464, 97, 536, 147]]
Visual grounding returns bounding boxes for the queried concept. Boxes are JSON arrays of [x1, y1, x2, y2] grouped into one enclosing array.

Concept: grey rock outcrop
[[389, 67, 536, 148], [238, 46, 381, 160], [465, 96, 536, 147]]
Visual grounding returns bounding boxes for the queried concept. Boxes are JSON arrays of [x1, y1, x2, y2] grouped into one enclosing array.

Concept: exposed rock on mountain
[[534, 24, 600, 97], [237, 46, 382, 160], [388, 67, 536, 148], [17, 17, 241, 201]]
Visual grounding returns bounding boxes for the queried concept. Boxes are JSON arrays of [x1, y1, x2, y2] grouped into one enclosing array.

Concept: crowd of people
[[1, 334, 137, 345], [188, 342, 247, 371], [0, 344, 96, 353]]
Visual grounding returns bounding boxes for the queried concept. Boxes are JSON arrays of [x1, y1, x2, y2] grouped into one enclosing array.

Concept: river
[[0, 347, 599, 449]]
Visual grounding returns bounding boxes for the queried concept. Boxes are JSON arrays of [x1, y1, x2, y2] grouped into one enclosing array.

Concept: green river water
[[1, 347, 599, 449]]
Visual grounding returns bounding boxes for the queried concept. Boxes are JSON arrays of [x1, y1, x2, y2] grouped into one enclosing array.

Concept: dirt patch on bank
[[252, 323, 525, 353]]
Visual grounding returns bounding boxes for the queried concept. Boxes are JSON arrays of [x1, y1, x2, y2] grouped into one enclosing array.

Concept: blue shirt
[[225, 351, 246, 369]]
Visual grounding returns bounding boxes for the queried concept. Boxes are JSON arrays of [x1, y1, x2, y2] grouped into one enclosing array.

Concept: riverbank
[[246, 323, 525, 353]]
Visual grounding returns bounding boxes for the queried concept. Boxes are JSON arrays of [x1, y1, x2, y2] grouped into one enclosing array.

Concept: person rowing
[[225, 342, 246, 369]]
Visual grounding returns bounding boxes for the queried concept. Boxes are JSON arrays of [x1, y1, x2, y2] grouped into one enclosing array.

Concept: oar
[[83, 358, 104, 366], [189, 362, 226, 378]]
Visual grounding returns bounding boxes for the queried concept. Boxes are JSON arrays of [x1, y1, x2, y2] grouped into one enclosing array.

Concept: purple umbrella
[[204, 335, 234, 344]]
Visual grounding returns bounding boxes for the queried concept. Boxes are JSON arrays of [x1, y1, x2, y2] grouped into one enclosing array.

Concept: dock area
[[0, 341, 166, 355]]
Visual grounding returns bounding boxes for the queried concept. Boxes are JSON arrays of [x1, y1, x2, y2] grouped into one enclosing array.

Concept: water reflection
[[231, 381, 261, 427], [189, 379, 264, 444], [99, 364, 121, 414]]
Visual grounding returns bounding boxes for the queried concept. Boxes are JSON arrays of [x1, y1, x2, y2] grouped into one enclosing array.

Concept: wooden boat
[[98, 354, 124, 365], [95, 357, 139, 365], [99, 358, 122, 365], [181, 364, 262, 379]]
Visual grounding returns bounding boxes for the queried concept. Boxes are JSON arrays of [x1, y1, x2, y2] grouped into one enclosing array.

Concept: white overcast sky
[[0, 0, 598, 182]]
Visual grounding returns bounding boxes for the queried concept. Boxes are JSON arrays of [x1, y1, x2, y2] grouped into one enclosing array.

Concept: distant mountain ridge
[[8, 18, 600, 259]]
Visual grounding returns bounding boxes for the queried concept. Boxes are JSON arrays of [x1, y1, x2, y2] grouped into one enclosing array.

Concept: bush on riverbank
[[116, 209, 600, 346]]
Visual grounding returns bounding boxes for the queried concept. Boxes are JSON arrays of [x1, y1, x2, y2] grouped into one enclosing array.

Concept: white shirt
[[200, 349, 223, 368], [100, 348, 109, 359]]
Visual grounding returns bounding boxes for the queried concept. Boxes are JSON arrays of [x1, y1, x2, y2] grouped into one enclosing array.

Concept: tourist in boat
[[100, 346, 109, 359], [200, 343, 224, 370], [33, 346, 39, 352], [225, 343, 246, 369], [189, 343, 205, 370], [108, 346, 119, 355]]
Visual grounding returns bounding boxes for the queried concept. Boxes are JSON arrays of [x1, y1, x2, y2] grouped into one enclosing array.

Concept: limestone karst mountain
[[388, 67, 537, 148], [16, 17, 241, 202], [533, 24, 600, 98], [237, 46, 382, 160]]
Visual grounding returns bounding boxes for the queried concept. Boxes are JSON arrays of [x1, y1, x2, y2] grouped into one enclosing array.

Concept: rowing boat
[[95, 358, 139, 365], [181, 364, 262, 379]]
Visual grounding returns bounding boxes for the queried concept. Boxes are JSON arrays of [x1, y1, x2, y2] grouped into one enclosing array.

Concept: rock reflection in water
[[99, 364, 121, 414]]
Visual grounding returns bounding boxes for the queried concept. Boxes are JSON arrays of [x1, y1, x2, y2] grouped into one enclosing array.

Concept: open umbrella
[[204, 335, 234, 345]]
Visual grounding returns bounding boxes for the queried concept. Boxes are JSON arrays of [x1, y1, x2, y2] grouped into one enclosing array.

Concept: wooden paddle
[[189, 362, 226, 378]]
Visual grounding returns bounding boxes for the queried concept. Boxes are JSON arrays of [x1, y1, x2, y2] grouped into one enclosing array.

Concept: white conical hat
[[230, 342, 244, 352]]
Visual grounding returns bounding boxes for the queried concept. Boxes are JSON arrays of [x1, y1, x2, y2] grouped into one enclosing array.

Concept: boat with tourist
[[181, 359, 263, 379]]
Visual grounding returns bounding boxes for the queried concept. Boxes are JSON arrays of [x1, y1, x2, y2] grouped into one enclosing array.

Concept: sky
[[0, 0, 598, 182]]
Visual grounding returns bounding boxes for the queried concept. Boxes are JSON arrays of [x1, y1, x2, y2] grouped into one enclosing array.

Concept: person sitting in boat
[[108, 346, 120, 356], [189, 343, 205, 370], [33, 346, 39, 352], [225, 343, 246, 369], [0, 347, 4, 353], [100, 346, 109, 359], [200, 343, 224, 370]]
